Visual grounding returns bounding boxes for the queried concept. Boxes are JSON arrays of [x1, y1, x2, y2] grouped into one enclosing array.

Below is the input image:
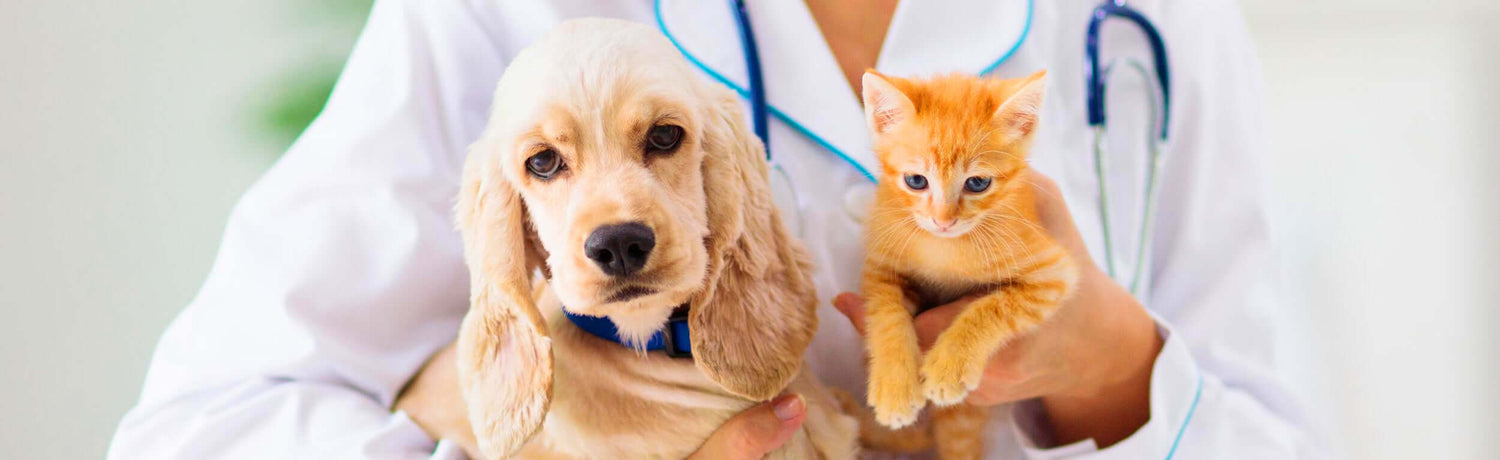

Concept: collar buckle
[[662, 306, 692, 359]]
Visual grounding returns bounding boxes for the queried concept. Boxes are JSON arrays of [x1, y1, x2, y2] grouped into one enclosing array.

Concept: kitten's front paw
[[920, 352, 983, 406], [868, 372, 925, 428]]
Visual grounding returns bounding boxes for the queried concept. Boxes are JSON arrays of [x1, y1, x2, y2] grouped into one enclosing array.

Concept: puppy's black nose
[[585, 222, 655, 277]]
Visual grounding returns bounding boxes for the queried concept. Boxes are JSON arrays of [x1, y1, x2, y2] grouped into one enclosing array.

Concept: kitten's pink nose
[[932, 217, 957, 231]]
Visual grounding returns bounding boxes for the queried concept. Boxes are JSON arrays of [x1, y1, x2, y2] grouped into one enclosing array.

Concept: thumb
[[831, 293, 867, 336], [690, 394, 806, 460]]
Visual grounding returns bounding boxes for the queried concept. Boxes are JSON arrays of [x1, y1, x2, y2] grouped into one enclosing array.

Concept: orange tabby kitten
[[857, 70, 1077, 459]]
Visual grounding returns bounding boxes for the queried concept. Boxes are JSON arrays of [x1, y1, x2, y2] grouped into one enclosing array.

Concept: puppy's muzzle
[[585, 222, 655, 277]]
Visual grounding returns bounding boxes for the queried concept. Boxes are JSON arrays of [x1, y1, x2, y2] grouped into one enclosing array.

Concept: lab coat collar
[[654, 0, 1034, 182]]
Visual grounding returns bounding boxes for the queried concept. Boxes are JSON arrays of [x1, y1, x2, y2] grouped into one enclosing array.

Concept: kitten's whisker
[[997, 224, 1037, 264], [979, 212, 1032, 263], [969, 127, 999, 154], [977, 223, 1021, 273], [866, 223, 915, 249], [972, 224, 1008, 273], [1021, 176, 1064, 203], [866, 215, 923, 254], [995, 202, 1048, 234], [896, 217, 921, 258]]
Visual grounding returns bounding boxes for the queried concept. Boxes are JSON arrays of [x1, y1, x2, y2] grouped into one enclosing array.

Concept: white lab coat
[[109, 0, 1322, 458]]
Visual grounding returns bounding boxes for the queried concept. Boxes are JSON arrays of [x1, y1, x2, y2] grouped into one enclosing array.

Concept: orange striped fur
[[856, 70, 1077, 459]]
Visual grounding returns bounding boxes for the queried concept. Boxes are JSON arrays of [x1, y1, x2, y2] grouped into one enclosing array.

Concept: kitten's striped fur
[[855, 70, 1076, 459]]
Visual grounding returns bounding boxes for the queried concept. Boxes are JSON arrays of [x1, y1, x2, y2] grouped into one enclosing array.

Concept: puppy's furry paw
[[919, 350, 982, 406]]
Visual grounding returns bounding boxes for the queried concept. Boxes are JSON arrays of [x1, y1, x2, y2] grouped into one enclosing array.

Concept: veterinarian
[[111, 1, 1321, 459]]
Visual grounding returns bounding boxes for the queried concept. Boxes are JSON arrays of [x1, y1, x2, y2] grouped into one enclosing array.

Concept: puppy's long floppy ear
[[692, 93, 819, 401], [454, 143, 552, 459]]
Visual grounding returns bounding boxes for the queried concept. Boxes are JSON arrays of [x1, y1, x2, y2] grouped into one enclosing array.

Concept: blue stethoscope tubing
[[1087, 1, 1171, 138], [730, 0, 806, 237], [728, 0, 1171, 294], [729, 0, 771, 160], [1085, 0, 1172, 296]]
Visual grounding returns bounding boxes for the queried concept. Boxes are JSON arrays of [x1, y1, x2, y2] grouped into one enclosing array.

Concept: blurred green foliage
[[257, 0, 374, 148]]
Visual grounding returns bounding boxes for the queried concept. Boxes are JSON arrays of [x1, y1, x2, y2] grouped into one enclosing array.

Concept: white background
[[2, 1, 1496, 458]]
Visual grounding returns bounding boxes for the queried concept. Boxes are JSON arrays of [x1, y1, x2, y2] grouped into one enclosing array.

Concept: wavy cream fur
[[456, 18, 857, 459]]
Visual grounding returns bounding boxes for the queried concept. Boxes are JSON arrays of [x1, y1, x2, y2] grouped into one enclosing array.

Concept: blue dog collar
[[563, 305, 693, 358]]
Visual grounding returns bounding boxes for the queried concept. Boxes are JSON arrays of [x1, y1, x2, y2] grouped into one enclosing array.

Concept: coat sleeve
[[1011, 0, 1328, 458], [107, 1, 509, 458]]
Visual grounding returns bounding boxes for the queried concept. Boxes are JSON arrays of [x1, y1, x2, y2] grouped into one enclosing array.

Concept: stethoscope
[[1085, 0, 1172, 296], [727, 0, 1171, 297]]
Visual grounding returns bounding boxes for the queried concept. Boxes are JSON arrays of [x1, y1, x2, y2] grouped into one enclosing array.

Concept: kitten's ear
[[993, 70, 1048, 142], [862, 71, 915, 135]]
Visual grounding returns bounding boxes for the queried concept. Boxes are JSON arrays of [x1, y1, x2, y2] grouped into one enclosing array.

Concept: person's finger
[[689, 394, 806, 460], [832, 292, 867, 336], [911, 295, 980, 349]]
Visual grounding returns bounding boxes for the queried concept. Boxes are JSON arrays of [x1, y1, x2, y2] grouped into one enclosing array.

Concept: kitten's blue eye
[[904, 174, 928, 190], [964, 176, 992, 193]]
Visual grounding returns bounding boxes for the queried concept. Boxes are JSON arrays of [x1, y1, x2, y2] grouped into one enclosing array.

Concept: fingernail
[[772, 394, 804, 421]]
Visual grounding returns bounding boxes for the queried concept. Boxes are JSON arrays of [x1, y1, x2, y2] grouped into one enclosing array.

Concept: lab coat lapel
[[656, 0, 878, 180], [654, 0, 1036, 181]]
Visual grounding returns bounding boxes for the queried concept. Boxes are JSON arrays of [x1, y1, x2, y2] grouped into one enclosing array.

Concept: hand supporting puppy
[[689, 394, 808, 460], [834, 173, 1164, 448], [396, 343, 807, 459], [395, 344, 481, 458]]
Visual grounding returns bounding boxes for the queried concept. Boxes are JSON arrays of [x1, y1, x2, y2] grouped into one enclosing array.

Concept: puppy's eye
[[904, 174, 928, 191], [964, 176, 992, 193], [646, 125, 683, 153], [526, 150, 564, 179]]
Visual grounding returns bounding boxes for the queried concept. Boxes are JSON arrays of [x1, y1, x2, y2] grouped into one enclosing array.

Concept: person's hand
[[689, 394, 808, 459], [833, 171, 1164, 448], [398, 343, 806, 459], [394, 343, 480, 458]]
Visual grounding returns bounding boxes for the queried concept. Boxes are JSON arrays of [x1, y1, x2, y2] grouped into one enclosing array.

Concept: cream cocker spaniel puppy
[[454, 18, 859, 459]]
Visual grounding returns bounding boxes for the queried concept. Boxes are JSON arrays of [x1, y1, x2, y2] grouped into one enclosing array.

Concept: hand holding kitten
[[837, 172, 1163, 448]]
